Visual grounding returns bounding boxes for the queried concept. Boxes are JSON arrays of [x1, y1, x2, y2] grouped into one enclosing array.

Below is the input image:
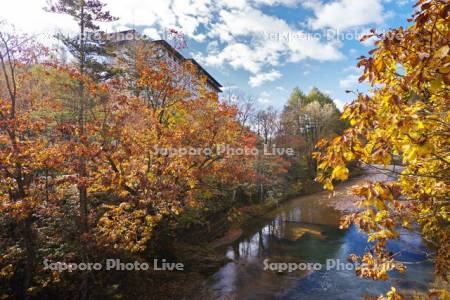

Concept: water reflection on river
[[199, 187, 434, 300]]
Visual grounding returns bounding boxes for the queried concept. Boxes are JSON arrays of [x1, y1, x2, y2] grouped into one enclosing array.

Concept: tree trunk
[[78, 4, 88, 235], [78, 7, 89, 299]]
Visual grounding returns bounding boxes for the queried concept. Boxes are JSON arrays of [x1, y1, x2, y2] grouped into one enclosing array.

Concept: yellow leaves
[[331, 165, 349, 181], [340, 107, 351, 120], [353, 251, 399, 281], [368, 229, 398, 242], [315, 138, 328, 148], [429, 76, 444, 93], [375, 210, 388, 222], [0, 264, 13, 279], [97, 203, 161, 253], [429, 288, 450, 300], [352, 185, 367, 197], [409, 101, 427, 113], [401, 220, 410, 228], [0, 98, 12, 113], [323, 180, 334, 191], [314, 0, 449, 288], [187, 178, 197, 189], [343, 150, 355, 161], [438, 65, 450, 74], [374, 57, 386, 73], [340, 214, 355, 229], [394, 263, 406, 274], [435, 45, 449, 58], [145, 214, 161, 224], [378, 287, 404, 300], [402, 144, 418, 163]]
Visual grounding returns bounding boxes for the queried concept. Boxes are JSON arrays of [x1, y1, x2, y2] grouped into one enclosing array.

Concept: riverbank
[[116, 181, 331, 299], [162, 177, 361, 298], [195, 170, 436, 300], [204, 180, 324, 249], [205, 169, 368, 249]]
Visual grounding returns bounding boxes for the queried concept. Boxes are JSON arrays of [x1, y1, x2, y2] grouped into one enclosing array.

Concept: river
[[198, 176, 435, 299]]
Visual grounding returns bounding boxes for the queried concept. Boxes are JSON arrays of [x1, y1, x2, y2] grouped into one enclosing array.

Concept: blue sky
[[0, 0, 417, 110]]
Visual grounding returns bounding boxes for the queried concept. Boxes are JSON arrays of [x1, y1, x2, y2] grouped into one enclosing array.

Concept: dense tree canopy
[[0, 18, 261, 299]]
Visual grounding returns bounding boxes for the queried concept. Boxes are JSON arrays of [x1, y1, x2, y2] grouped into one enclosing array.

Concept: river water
[[199, 179, 435, 299]]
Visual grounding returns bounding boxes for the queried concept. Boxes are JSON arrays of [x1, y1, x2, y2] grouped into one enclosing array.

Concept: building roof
[[185, 58, 223, 92]]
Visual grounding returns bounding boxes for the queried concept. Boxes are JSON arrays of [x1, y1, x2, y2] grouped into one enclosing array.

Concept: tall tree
[[46, 0, 117, 236], [46, 2, 117, 298], [254, 106, 278, 145]]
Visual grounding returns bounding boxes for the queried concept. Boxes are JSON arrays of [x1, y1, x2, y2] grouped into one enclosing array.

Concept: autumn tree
[[314, 0, 449, 298], [83, 42, 259, 253], [0, 26, 66, 299]]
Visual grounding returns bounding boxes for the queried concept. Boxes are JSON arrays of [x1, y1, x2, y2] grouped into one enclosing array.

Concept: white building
[[107, 30, 222, 96]]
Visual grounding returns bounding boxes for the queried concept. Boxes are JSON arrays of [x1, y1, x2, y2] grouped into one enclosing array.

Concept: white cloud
[[253, 0, 301, 6], [196, 42, 264, 73], [249, 69, 282, 87], [339, 74, 359, 89], [258, 91, 272, 103], [349, 48, 358, 56], [217, 0, 249, 9], [0, 0, 212, 43], [142, 28, 161, 40], [198, 5, 343, 73], [383, 0, 411, 6], [221, 85, 239, 91], [212, 6, 289, 40], [305, 0, 385, 30], [206, 40, 219, 53], [218, 0, 301, 9], [342, 65, 359, 73], [0, 0, 77, 43], [334, 98, 347, 110]]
